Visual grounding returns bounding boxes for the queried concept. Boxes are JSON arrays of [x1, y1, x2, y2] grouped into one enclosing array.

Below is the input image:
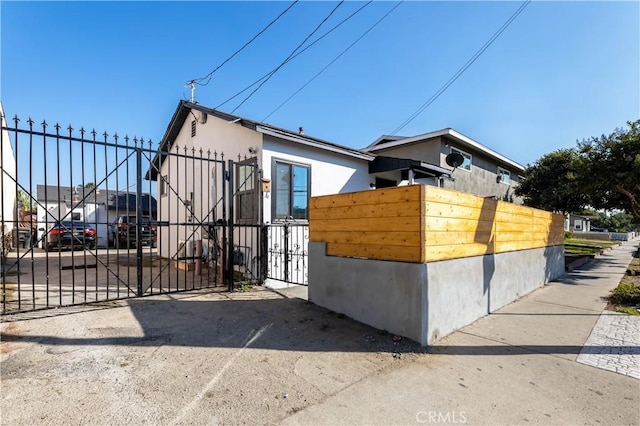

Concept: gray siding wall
[[373, 138, 523, 204]]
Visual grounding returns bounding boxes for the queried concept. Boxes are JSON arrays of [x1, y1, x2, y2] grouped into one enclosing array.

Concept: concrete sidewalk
[[282, 239, 640, 425]]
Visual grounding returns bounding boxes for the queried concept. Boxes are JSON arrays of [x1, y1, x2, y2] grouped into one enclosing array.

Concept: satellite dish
[[446, 152, 464, 168]]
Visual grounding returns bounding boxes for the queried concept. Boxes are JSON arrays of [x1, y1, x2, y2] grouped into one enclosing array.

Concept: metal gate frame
[[1, 115, 266, 314]]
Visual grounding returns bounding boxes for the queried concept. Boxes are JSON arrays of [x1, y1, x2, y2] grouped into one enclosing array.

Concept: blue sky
[[1, 1, 638, 168]]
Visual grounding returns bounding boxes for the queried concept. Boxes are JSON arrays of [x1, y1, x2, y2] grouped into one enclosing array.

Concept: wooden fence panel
[[310, 185, 564, 263]]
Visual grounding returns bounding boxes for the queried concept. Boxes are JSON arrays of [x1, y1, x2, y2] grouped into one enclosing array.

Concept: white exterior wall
[[261, 135, 372, 224], [1, 103, 17, 235], [36, 202, 69, 248], [157, 112, 262, 259]]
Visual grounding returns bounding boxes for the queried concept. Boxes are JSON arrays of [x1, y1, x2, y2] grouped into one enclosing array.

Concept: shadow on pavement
[[1, 290, 426, 354]]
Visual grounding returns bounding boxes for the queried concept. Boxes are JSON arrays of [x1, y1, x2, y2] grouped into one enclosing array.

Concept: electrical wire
[[214, 1, 372, 110], [262, 1, 403, 122], [391, 0, 532, 135], [230, 1, 345, 114], [192, 1, 299, 87]]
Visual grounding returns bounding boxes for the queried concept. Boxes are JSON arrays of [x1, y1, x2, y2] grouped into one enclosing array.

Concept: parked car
[[109, 215, 157, 248], [43, 221, 97, 251], [590, 227, 608, 232]]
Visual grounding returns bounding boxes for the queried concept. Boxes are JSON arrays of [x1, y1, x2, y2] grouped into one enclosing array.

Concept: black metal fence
[[0, 115, 264, 314]]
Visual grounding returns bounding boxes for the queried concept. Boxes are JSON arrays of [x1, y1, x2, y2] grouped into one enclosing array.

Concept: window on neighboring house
[[191, 120, 196, 138], [160, 174, 168, 197], [451, 147, 472, 171], [497, 167, 511, 184], [236, 159, 258, 223], [273, 160, 310, 221]]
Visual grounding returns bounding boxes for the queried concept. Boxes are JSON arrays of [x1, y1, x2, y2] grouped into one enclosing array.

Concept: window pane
[[275, 163, 290, 218], [239, 193, 254, 220], [237, 165, 255, 191], [452, 148, 471, 171], [292, 165, 308, 219]]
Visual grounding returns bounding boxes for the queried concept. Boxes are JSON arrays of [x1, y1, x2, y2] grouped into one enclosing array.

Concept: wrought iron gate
[[265, 222, 309, 286], [0, 114, 264, 314]]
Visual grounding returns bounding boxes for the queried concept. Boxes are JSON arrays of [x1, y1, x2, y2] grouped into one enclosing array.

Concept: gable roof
[[147, 101, 374, 180], [364, 128, 525, 172]]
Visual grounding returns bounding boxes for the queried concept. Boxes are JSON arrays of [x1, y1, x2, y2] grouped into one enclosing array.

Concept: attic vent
[[191, 120, 197, 138]]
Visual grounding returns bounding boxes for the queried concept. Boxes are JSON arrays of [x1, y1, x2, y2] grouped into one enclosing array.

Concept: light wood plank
[[496, 221, 534, 233], [310, 185, 421, 209], [310, 217, 421, 233], [425, 231, 494, 246], [424, 187, 499, 210], [424, 217, 495, 233], [424, 202, 497, 221], [327, 243, 422, 263], [312, 230, 422, 247], [310, 202, 421, 220]]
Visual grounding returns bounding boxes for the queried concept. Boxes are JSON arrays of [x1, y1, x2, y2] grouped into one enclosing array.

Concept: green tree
[[578, 120, 640, 219], [17, 190, 36, 212], [514, 149, 587, 214], [516, 120, 640, 219]]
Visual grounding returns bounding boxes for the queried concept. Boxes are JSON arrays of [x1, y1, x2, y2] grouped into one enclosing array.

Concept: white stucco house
[[149, 100, 527, 285]]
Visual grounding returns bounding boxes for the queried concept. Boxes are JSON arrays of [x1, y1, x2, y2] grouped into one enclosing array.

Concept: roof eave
[[365, 128, 525, 172], [257, 126, 375, 161]]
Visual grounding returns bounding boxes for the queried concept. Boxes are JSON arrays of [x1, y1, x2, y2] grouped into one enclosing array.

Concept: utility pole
[[186, 80, 195, 103]]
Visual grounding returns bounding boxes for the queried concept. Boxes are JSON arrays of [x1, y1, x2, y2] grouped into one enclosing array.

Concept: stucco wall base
[[308, 242, 564, 346]]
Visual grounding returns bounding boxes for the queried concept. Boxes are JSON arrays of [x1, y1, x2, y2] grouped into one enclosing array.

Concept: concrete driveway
[[1, 287, 422, 425]]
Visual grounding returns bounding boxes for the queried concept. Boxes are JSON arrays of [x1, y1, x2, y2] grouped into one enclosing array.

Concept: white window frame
[[451, 147, 472, 172], [497, 167, 511, 185]]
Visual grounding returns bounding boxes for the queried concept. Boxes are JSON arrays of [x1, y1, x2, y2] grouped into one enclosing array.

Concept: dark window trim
[[450, 147, 472, 172], [235, 157, 259, 224], [271, 157, 311, 223]]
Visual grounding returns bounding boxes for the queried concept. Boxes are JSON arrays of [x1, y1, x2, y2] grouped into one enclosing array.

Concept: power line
[[262, 1, 403, 122], [391, 0, 532, 135], [215, 2, 371, 111], [230, 1, 345, 114], [191, 1, 299, 87]]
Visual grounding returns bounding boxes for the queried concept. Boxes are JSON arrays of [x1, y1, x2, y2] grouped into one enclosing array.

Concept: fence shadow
[[1, 291, 426, 354]]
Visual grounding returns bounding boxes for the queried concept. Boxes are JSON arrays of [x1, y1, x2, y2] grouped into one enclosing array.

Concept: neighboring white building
[[0, 102, 17, 241], [36, 185, 157, 248]]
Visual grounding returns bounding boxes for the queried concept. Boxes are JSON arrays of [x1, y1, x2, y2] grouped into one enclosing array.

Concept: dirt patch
[[0, 322, 24, 354]]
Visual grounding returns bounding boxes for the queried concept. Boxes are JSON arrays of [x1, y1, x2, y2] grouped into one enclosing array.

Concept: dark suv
[[110, 215, 157, 248], [44, 220, 97, 251]]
